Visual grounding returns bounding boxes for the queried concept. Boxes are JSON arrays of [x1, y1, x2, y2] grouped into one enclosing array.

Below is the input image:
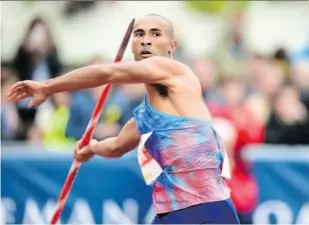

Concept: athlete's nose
[[141, 37, 151, 46]]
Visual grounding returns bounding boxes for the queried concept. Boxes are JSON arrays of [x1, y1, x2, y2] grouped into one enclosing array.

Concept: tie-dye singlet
[[133, 95, 231, 214]]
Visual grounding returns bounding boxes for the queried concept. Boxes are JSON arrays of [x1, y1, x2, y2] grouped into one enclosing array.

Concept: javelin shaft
[[50, 19, 135, 224]]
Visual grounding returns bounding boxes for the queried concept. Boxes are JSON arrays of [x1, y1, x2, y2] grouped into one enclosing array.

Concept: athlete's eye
[[134, 32, 143, 37], [153, 32, 161, 37]]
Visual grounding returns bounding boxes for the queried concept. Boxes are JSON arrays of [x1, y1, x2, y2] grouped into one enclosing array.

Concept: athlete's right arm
[[74, 118, 140, 162], [7, 56, 183, 108]]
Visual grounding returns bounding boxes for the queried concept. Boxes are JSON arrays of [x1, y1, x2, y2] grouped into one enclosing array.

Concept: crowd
[[1, 10, 309, 224]]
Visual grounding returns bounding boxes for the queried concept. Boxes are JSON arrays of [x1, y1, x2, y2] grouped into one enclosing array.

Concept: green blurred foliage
[[185, 1, 249, 16], [25, 1, 36, 7]]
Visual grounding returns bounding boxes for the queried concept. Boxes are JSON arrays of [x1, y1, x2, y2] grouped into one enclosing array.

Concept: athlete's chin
[[140, 54, 154, 60]]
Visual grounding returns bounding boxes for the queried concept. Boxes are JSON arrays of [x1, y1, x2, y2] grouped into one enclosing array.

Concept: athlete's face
[[131, 16, 176, 61]]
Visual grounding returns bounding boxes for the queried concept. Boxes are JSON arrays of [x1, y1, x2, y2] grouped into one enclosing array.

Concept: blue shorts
[[151, 198, 240, 224]]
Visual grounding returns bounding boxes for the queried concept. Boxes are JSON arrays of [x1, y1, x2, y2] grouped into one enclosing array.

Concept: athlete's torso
[[133, 91, 230, 214], [145, 73, 213, 123]]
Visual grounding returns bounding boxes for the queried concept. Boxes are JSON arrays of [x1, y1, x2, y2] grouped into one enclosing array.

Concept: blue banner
[[243, 146, 309, 224], [1, 151, 154, 224], [1, 146, 309, 224]]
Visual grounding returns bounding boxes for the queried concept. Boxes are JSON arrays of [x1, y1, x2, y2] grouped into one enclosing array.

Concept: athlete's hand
[[7, 80, 49, 108], [74, 139, 98, 162]]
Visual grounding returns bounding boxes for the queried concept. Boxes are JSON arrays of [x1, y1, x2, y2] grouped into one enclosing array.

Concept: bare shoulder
[[141, 56, 192, 77]]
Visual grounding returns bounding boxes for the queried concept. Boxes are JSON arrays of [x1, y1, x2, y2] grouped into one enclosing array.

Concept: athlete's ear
[[169, 39, 177, 54]]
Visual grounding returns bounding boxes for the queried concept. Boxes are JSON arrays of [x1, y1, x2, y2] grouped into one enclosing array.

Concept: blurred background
[[1, 1, 309, 224]]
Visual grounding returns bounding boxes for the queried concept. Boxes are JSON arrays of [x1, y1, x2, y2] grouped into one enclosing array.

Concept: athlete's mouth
[[140, 50, 153, 58]]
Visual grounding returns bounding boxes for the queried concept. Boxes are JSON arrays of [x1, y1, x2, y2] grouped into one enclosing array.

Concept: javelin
[[50, 18, 135, 224]]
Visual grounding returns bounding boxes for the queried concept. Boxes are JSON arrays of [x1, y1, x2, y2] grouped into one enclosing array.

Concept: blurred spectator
[[12, 16, 63, 137], [63, 1, 97, 18], [289, 31, 309, 112], [65, 56, 108, 141], [62, 0, 119, 18], [213, 12, 249, 79], [101, 83, 145, 130], [27, 124, 43, 146], [191, 57, 222, 103], [66, 87, 96, 140], [246, 54, 268, 85], [265, 85, 309, 145], [1, 66, 21, 140], [116, 84, 145, 124], [246, 59, 285, 124], [43, 92, 74, 150], [210, 75, 265, 153], [65, 56, 133, 141], [272, 47, 290, 81], [290, 60, 309, 112], [67, 79, 145, 141], [92, 84, 142, 140]]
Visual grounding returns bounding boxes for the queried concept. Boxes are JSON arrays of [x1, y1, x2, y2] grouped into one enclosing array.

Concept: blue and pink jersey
[[133, 95, 231, 214]]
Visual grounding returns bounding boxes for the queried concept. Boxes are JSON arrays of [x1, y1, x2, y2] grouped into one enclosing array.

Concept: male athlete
[[8, 14, 240, 224]]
